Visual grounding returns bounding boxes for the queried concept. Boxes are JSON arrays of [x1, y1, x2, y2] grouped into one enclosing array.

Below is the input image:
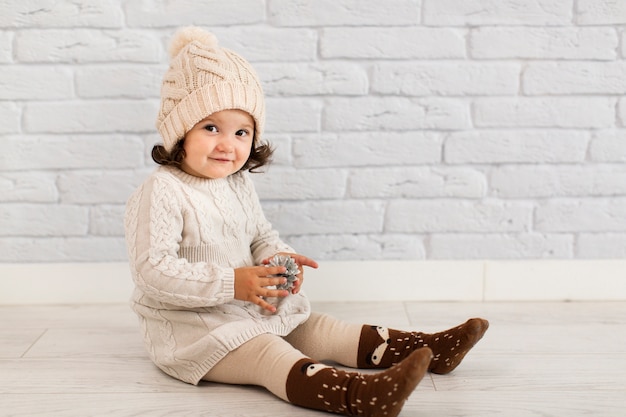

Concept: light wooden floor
[[1, 301, 625, 416]]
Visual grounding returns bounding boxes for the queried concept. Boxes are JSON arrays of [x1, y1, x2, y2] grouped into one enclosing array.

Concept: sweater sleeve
[[241, 173, 295, 265], [125, 174, 235, 308]]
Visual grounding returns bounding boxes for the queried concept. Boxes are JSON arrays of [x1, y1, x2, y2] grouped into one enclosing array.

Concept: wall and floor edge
[[1, 260, 625, 304]]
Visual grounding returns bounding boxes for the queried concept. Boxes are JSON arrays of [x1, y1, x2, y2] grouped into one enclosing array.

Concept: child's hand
[[234, 266, 290, 313], [263, 253, 318, 295]]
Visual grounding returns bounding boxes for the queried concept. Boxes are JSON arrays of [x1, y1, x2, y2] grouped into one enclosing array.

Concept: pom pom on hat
[[168, 26, 218, 58], [156, 26, 265, 152]]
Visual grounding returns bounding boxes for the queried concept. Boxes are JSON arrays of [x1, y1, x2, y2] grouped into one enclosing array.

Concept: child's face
[[180, 109, 255, 179]]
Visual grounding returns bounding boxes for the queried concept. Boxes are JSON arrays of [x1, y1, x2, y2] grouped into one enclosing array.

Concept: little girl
[[125, 27, 488, 417]]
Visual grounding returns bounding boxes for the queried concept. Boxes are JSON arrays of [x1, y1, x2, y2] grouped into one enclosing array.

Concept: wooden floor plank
[[431, 353, 626, 391], [23, 327, 145, 358], [1, 301, 624, 416], [0, 328, 46, 358]]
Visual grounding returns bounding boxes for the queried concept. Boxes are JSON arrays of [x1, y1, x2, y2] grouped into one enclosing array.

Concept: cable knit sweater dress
[[124, 166, 311, 385]]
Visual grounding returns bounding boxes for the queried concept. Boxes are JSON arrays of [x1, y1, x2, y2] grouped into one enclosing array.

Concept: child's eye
[[236, 129, 249, 137], [204, 125, 218, 133]]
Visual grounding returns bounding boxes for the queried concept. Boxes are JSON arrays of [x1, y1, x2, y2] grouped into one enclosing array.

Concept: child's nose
[[216, 136, 235, 152]]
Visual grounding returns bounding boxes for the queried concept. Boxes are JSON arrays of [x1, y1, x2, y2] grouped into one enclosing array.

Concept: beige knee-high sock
[[357, 318, 489, 374], [284, 312, 362, 367], [286, 348, 433, 417]]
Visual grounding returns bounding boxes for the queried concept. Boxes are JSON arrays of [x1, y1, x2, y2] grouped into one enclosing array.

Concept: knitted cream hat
[[157, 27, 265, 151]]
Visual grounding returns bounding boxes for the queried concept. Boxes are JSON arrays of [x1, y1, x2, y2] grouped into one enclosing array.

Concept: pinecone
[[268, 254, 300, 290]]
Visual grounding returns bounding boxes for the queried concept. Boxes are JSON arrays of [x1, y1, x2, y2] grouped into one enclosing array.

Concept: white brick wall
[[1, 0, 625, 262]]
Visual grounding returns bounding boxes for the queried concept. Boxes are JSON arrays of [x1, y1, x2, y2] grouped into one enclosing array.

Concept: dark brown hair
[[151, 138, 274, 173]]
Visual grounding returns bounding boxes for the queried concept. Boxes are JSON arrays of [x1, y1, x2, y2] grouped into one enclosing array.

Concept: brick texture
[[1, 0, 624, 261]]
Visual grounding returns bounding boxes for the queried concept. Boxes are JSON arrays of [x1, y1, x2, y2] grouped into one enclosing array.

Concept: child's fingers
[[291, 254, 319, 269], [255, 288, 289, 314], [264, 288, 289, 298], [291, 280, 302, 294], [262, 266, 287, 276], [262, 253, 319, 270], [255, 296, 277, 313], [260, 276, 287, 288]]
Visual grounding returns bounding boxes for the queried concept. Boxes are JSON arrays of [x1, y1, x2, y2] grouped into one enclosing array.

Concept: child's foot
[[286, 347, 433, 416], [423, 318, 489, 374], [357, 318, 489, 374]]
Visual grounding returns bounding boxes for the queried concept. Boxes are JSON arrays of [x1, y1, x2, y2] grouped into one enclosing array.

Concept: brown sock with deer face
[[357, 318, 489, 374], [285, 347, 432, 417]]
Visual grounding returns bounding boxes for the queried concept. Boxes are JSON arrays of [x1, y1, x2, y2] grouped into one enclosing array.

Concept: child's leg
[[204, 333, 433, 417], [357, 318, 489, 374], [285, 312, 489, 375], [203, 333, 301, 401], [286, 347, 432, 417], [283, 312, 363, 367]]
